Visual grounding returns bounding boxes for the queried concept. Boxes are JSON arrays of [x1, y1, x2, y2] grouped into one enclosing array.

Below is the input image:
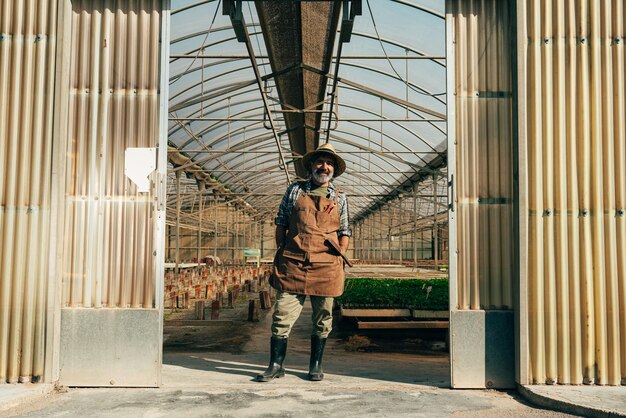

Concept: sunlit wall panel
[[522, 0, 625, 386], [449, 0, 515, 311], [0, 0, 57, 384], [61, 0, 161, 309]]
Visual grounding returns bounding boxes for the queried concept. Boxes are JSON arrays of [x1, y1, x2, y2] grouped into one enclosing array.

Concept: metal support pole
[[377, 210, 382, 261], [242, 213, 246, 256], [356, 222, 359, 260], [433, 172, 439, 268], [213, 196, 218, 258], [356, 221, 363, 259], [224, 203, 231, 258], [259, 221, 265, 258], [238, 17, 291, 184], [372, 216, 375, 261], [365, 218, 369, 261], [387, 205, 392, 262], [234, 209, 239, 262], [324, 29, 345, 143], [361, 217, 370, 259], [175, 171, 181, 275], [366, 218, 369, 261], [399, 199, 403, 263], [354, 222, 358, 260], [366, 220, 370, 261], [370, 216, 375, 261], [197, 181, 205, 266], [354, 221, 359, 260], [413, 190, 417, 267], [226, 204, 231, 262], [367, 217, 370, 261], [361, 221, 365, 260], [167, 224, 171, 261]]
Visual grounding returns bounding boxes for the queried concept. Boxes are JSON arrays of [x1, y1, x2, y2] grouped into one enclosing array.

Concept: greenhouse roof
[[168, 0, 447, 222]]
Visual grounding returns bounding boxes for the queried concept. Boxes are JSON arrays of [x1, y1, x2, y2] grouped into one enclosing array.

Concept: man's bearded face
[[311, 156, 335, 184]]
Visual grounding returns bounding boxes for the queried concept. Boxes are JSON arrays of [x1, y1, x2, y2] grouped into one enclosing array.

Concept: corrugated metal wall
[[522, 0, 626, 386], [448, 0, 515, 310], [61, 0, 161, 309], [0, 0, 57, 384]]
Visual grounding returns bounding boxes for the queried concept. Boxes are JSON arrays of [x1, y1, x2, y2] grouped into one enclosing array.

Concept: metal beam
[[170, 54, 446, 60], [169, 116, 443, 122], [225, 4, 291, 184], [331, 76, 446, 120]]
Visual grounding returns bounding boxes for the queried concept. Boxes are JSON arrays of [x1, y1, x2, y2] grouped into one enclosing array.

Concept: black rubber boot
[[308, 336, 327, 381], [256, 337, 287, 382]]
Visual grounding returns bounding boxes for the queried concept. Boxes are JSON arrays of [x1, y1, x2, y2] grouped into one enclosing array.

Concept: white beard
[[312, 171, 333, 184]]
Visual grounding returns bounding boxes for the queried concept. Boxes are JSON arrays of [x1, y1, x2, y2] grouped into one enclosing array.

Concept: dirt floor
[[163, 263, 449, 354], [163, 294, 264, 354], [162, 284, 449, 358]]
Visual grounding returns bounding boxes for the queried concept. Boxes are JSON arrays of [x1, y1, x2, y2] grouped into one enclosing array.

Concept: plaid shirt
[[274, 179, 352, 237]]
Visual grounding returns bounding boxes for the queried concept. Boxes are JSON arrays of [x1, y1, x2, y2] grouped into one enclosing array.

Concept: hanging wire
[[246, 2, 279, 123], [245, 1, 291, 179], [170, 0, 222, 85], [365, 0, 446, 97], [247, 2, 266, 77]]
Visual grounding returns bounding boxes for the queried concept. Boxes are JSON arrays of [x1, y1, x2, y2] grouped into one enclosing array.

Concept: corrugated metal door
[[54, 0, 168, 387], [447, 0, 517, 388]]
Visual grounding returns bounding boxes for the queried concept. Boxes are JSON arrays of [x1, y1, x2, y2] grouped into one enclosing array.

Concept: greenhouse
[[1, 0, 625, 414]]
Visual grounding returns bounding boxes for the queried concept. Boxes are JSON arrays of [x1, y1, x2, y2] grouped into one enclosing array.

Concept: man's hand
[[339, 235, 350, 253]]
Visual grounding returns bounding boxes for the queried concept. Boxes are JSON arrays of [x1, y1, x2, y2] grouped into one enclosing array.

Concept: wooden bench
[[339, 308, 449, 330], [356, 320, 449, 330]]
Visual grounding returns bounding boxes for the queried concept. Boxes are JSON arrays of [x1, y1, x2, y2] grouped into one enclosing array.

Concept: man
[[256, 143, 351, 382]]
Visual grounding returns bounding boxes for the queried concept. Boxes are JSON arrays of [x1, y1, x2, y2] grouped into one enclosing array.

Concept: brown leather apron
[[270, 192, 345, 297]]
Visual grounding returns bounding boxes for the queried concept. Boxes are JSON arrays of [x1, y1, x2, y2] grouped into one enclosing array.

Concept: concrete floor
[[3, 299, 581, 418], [3, 266, 625, 417]]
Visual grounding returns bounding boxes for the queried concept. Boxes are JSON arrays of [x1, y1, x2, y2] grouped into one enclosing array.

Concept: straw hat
[[301, 143, 346, 177]]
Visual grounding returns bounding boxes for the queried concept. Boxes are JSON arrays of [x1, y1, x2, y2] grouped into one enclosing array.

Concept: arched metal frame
[[167, 0, 447, 226]]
